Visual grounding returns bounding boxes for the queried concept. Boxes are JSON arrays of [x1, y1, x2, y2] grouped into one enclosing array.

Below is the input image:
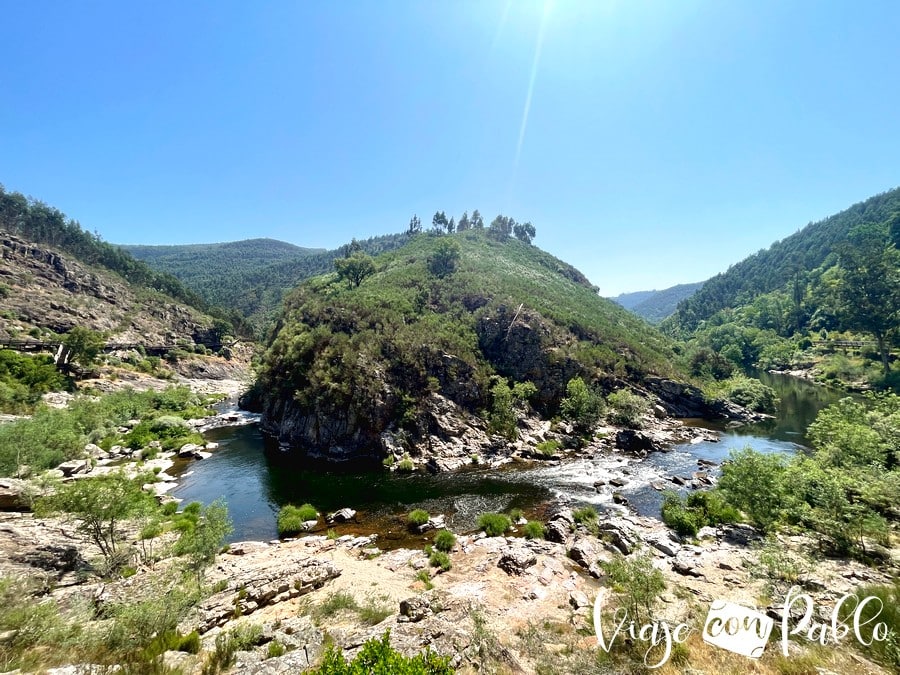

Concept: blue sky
[[1, 1, 898, 295]]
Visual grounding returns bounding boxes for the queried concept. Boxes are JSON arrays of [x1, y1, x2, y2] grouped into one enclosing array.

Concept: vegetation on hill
[[611, 282, 705, 324], [664, 188, 900, 391], [251, 229, 681, 455], [0, 184, 247, 337]]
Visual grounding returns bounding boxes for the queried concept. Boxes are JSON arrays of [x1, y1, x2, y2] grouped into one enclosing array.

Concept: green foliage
[[601, 552, 666, 625], [488, 379, 536, 440], [267, 639, 287, 659], [202, 623, 263, 675], [572, 505, 598, 527], [427, 238, 461, 278], [277, 504, 317, 536], [429, 550, 452, 572], [38, 471, 157, 570], [311, 629, 453, 674], [0, 385, 213, 477], [334, 252, 376, 288], [415, 569, 434, 590], [0, 350, 69, 414], [477, 512, 512, 537], [407, 509, 430, 527], [433, 529, 456, 553], [173, 498, 233, 582], [837, 582, 900, 670], [535, 439, 561, 456], [62, 326, 105, 368], [606, 389, 649, 428], [559, 377, 605, 432], [717, 447, 788, 532], [705, 374, 778, 413], [661, 490, 739, 537], [523, 520, 545, 539]]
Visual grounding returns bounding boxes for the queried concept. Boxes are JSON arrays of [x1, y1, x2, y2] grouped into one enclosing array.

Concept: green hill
[[664, 187, 900, 390], [127, 234, 411, 335], [250, 230, 686, 461], [611, 282, 704, 324], [666, 187, 900, 334]]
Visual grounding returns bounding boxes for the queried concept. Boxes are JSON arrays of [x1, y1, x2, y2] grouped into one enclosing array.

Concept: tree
[[834, 227, 900, 376], [559, 377, 604, 432], [62, 326, 105, 368], [471, 209, 484, 229], [488, 215, 513, 240], [334, 252, 375, 288], [457, 211, 470, 231], [431, 211, 448, 234], [173, 498, 233, 583], [447, 217, 455, 234], [717, 447, 787, 531], [427, 239, 461, 278], [408, 214, 422, 235], [40, 471, 156, 571], [513, 221, 536, 244]]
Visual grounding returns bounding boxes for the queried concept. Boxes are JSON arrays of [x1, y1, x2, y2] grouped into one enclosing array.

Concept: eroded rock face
[[0, 232, 214, 345], [189, 549, 341, 633], [0, 479, 32, 511]]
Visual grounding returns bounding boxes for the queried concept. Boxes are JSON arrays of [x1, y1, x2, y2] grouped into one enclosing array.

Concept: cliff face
[[0, 232, 215, 346]]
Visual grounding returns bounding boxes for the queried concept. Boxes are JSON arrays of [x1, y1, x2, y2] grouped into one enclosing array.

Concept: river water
[[171, 373, 850, 543]]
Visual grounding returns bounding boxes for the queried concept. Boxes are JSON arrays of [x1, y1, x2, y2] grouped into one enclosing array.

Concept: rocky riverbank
[[1, 499, 894, 674]]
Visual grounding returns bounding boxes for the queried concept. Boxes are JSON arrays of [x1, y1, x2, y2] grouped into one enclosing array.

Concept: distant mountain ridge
[[666, 186, 900, 334], [125, 233, 411, 334], [610, 282, 704, 324]]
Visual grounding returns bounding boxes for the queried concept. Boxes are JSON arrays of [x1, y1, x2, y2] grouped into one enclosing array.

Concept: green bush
[[267, 639, 286, 659], [277, 504, 317, 536], [606, 389, 649, 428], [837, 582, 900, 671], [523, 521, 544, 539], [429, 550, 452, 572], [661, 493, 700, 537], [311, 629, 453, 674], [407, 509, 430, 527], [601, 552, 666, 625], [535, 439, 561, 456], [433, 529, 456, 553], [560, 377, 605, 432], [572, 505, 598, 526], [477, 512, 511, 537]]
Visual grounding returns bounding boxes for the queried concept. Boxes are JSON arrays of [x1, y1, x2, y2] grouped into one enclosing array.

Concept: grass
[[523, 520, 544, 539], [277, 503, 318, 536], [429, 550, 452, 572], [415, 569, 434, 590], [433, 529, 456, 552], [477, 512, 512, 537], [407, 509, 430, 527], [308, 590, 392, 627], [535, 439, 561, 456]]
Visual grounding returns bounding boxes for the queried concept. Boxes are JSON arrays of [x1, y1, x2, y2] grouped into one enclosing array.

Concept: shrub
[[523, 521, 544, 539], [433, 529, 456, 553], [560, 377, 605, 432], [267, 639, 286, 659], [661, 493, 700, 537], [429, 550, 452, 572], [606, 389, 649, 428], [602, 552, 666, 624], [477, 512, 511, 537], [277, 504, 317, 537], [535, 439, 561, 456], [397, 456, 415, 472], [572, 505, 598, 526], [508, 508, 524, 522], [311, 629, 453, 674], [407, 509, 430, 527]]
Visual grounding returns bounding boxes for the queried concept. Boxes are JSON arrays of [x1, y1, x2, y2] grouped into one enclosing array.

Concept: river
[[171, 373, 850, 544]]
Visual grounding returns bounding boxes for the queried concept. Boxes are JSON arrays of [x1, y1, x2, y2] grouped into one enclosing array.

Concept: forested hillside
[[611, 282, 704, 324], [0, 185, 208, 313], [128, 233, 411, 335], [665, 187, 900, 391], [667, 188, 900, 333], [250, 228, 686, 461]]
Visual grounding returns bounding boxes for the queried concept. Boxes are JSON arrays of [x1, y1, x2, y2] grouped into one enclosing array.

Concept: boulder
[[597, 522, 637, 555], [178, 443, 205, 459], [498, 547, 537, 576], [326, 508, 357, 524], [614, 430, 662, 455], [398, 596, 432, 623], [544, 519, 570, 544], [57, 459, 89, 477], [0, 478, 32, 511]]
